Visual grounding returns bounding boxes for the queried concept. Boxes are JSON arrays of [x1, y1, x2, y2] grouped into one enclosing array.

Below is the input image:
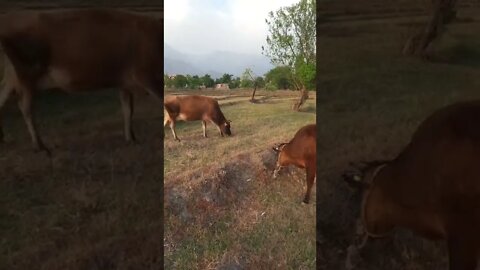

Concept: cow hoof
[[174, 138, 181, 142], [302, 199, 309, 204]]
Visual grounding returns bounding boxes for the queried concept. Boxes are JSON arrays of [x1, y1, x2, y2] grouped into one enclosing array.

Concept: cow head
[[343, 160, 394, 238], [272, 143, 288, 178], [222, 120, 232, 136]]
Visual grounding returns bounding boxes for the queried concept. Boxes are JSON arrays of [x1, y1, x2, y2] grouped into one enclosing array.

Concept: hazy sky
[[165, 0, 299, 56]]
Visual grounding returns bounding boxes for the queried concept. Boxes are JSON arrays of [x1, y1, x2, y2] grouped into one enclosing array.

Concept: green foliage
[[186, 75, 202, 89], [265, 66, 294, 90], [241, 68, 255, 88], [217, 73, 233, 84], [240, 68, 266, 89], [173, 74, 188, 89], [255, 77, 266, 88], [165, 71, 265, 90], [295, 60, 315, 90], [229, 77, 241, 89], [240, 79, 253, 88], [265, 81, 277, 91], [164, 74, 174, 88], [262, 0, 316, 90], [201, 74, 215, 88]]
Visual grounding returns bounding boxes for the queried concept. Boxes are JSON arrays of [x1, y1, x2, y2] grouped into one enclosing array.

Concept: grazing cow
[[163, 95, 232, 141], [273, 123, 316, 204], [0, 9, 163, 153], [343, 100, 480, 270]]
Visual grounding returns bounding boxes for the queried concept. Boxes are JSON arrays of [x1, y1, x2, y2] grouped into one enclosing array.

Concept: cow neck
[[212, 114, 226, 126], [361, 163, 389, 238]]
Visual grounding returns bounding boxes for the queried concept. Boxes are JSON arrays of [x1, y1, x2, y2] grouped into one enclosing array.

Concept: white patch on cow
[[37, 67, 71, 90], [177, 113, 188, 120]]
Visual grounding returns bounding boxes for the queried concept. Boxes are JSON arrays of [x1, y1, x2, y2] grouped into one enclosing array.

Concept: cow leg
[[164, 117, 170, 127], [202, 120, 208, 138], [0, 85, 14, 143], [17, 89, 49, 154], [120, 90, 136, 142], [163, 112, 178, 140], [447, 236, 479, 270], [303, 166, 316, 204], [212, 120, 224, 137], [169, 121, 180, 141]]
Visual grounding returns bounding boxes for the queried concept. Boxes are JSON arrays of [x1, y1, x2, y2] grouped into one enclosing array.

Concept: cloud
[[165, 0, 300, 55], [164, 0, 191, 23]]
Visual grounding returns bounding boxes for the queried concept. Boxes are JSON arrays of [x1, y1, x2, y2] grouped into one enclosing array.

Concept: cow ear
[[273, 143, 287, 152]]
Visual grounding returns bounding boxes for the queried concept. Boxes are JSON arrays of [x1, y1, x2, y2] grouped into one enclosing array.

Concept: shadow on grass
[[432, 43, 480, 68], [300, 105, 316, 114], [318, 25, 373, 38]]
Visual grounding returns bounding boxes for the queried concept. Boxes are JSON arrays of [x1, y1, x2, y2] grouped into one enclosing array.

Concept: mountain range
[[164, 44, 274, 78]]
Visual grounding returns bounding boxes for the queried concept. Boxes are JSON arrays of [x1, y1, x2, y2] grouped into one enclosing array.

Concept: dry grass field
[[0, 90, 164, 269], [318, 0, 480, 269], [164, 89, 316, 269], [0, 4, 164, 270]]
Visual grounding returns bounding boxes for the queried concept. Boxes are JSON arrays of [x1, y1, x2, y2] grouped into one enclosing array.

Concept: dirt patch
[[164, 152, 272, 227]]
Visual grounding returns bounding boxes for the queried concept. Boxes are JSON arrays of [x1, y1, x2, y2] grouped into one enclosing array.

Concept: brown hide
[[274, 124, 316, 204], [163, 95, 231, 141], [360, 101, 480, 269], [0, 9, 164, 152]]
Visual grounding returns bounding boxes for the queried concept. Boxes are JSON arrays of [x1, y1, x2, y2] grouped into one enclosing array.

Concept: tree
[[241, 68, 261, 101], [402, 0, 457, 58], [229, 77, 241, 89], [255, 77, 265, 88], [164, 74, 174, 88], [186, 74, 193, 88], [187, 75, 202, 89], [240, 77, 254, 88], [173, 75, 188, 89], [265, 66, 294, 90], [201, 74, 215, 88], [262, 0, 316, 111], [295, 60, 315, 91], [219, 73, 233, 84]]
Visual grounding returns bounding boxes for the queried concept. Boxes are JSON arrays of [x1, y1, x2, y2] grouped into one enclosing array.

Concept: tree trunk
[[250, 84, 257, 102], [402, 0, 457, 58], [292, 88, 309, 111]]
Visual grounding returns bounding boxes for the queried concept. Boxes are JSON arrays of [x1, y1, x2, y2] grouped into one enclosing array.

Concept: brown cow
[[163, 95, 232, 141], [0, 9, 163, 153], [343, 100, 480, 270], [273, 123, 316, 204]]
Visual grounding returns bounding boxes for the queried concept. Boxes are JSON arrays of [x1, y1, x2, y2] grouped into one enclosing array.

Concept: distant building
[[215, 83, 230, 90]]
